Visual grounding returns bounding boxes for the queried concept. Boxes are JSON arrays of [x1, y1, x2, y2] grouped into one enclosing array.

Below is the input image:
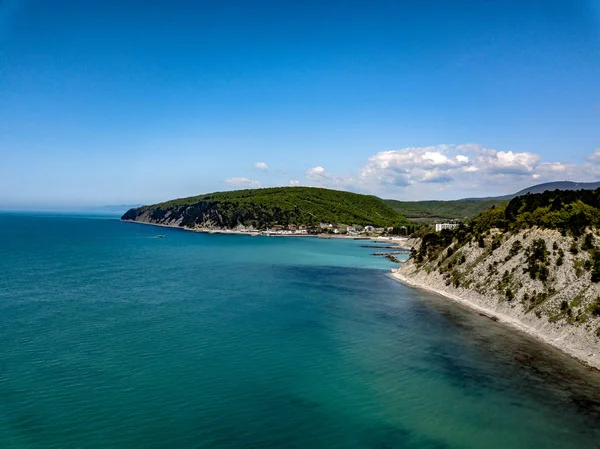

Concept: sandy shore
[[390, 269, 600, 371]]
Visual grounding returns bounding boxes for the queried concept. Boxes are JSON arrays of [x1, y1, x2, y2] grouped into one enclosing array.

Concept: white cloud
[[357, 146, 474, 187], [305, 166, 327, 181], [463, 165, 479, 172], [537, 162, 567, 173], [588, 149, 600, 165], [304, 145, 600, 199], [306, 166, 325, 175], [305, 166, 353, 188], [289, 180, 300, 186], [476, 149, 539, 175], [254, 162, 268, 171], [224, 177, 261, 189]]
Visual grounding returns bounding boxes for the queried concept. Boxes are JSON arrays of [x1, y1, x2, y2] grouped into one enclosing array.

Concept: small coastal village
[[208, 221, 451, 237], [245, 222, 397, 236]]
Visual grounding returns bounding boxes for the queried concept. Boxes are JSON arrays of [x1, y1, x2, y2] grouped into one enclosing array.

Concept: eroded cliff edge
[[393, 188, 600, 369]]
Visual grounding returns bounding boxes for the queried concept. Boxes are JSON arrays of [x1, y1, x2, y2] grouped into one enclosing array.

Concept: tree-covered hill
[[414, 188, 600, 265], [467, 188, 600, 238], [384, 198, 507, 220], [122, 187, 411, 229]]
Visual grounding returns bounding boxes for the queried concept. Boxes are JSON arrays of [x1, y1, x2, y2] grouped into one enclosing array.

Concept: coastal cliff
[[393, 188, 600, 369], [122, 187, 410, 230]]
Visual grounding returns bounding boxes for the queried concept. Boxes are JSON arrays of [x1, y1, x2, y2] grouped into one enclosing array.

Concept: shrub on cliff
[[591, 297, 600, 316], [505, 240, 523, 262], [582, 233, 596, 251], [592, 254, 600, 283], [524, 239, 549, 281], [478, 236, 485, 248], [556, 248, 565, 266]]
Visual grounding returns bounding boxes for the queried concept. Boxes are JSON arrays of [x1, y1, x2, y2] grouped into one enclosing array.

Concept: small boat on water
[[156, 234, 166, 238]]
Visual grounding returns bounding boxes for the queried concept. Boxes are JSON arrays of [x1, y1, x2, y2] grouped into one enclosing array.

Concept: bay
[[1, 213, 600, 448]]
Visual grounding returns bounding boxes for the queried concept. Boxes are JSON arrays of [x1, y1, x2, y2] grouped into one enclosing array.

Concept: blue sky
[[1, 0, 599, 208]]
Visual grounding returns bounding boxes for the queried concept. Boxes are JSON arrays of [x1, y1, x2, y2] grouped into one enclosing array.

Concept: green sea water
[[1, 213, 600, 448]]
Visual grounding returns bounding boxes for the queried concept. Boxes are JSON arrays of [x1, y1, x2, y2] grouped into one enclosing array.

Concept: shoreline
[[125, 218, 596, 370], [121, 219, 410, 243], [390, 269, 600, 372]]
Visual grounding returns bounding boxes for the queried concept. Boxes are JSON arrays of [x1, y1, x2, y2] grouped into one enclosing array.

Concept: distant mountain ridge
[[385, 181, 600, 220], [464, 181, 600, 201], [513, 181, 600, 197]]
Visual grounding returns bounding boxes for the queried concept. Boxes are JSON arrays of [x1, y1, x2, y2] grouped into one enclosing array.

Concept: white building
[[435, 223, 459, 232]]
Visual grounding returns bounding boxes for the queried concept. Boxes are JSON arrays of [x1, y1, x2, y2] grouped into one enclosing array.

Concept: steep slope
[[394, 188, 600, 368], [122, 187, 410, 229]]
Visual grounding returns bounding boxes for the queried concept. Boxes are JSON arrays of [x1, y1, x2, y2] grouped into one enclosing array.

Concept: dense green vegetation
[[524, 239, 549, 282], [459, 188, 600, 238], [122, 187, 411, 229], [383, 198, 507, 220], [503, 189, 600, 236], [413, 189, 600, 282]]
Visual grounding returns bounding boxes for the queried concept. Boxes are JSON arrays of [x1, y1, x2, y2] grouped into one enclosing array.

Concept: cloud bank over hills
[[224, 145, 600, 200], [305, 144, 600, 199]]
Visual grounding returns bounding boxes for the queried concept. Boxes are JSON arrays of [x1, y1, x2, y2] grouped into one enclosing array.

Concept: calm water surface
[[1, 213, 600, 448]]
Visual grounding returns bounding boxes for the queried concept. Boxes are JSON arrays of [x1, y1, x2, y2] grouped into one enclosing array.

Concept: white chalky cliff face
[[394, 228, 600, 370]]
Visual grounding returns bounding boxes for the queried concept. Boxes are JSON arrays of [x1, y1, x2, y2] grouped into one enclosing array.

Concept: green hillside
[[473, 188, 600, 236], [415, 188, 600, 263], [122, 187, 410, 229], [384, 198, 507, 220]]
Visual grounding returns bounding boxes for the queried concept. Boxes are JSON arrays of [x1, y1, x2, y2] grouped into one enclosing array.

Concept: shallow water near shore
[[2, 213, 600, 448]]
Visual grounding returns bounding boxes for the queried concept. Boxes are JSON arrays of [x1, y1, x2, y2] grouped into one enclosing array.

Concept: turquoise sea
[[1, 213, 600, 448]]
